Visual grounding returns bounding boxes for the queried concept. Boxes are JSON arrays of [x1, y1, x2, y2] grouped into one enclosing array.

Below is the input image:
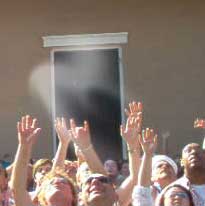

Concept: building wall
[[0, 0, 205, 160]]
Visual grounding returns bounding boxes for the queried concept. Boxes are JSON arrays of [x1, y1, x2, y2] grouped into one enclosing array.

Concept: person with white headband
[[132, 134, 178, 206], [151, 154, 178, 199]]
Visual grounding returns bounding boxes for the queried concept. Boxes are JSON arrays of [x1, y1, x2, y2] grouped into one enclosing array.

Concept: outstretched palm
[[70, 119, 91, 149], [55, 117, 73, 144], [17, 115, 41, 147], [121, 101, 143, 148], [139, 128, 157, 155]]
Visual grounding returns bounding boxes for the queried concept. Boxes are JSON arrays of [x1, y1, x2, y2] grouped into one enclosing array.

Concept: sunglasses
[[166, 192, 189, 199], [85, 176, 112, 184], [49, 177, 70, 185]]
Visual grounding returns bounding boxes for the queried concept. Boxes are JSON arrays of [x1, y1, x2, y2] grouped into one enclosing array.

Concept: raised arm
[[52, 117, 72, 170], [132, 129, 157, 206], [138, 128, 157, 187], [70, 119, 106, 175], [117, 101, 142, 206], [10, 115, 41, 206]]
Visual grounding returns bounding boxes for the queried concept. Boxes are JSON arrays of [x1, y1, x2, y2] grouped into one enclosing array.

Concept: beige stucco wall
[[0, 0, 205, 160]]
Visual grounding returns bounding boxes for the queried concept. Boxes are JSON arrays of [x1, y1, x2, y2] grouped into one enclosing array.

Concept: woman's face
[[164, 187, 191, 206], [34, 163, 52, 185]]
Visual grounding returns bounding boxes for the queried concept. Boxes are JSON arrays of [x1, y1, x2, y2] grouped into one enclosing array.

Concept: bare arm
[[52, 117, 72, 170], [117, 101, 142, 206], [138, 128, 157, 187], [70, 119, 106, 175], [10, 115, 41, 206]]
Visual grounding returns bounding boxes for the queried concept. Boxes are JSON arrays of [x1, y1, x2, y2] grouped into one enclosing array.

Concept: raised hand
[[125, 101, 143, 133], [194, 118, 205, 129], [70, 119, 91, 150], [121, 116, 140, 148], [139, 128, 157, 155], [55, 117, 73, 145], [17, 115, 41, 147], [121, 101, 143, 148]]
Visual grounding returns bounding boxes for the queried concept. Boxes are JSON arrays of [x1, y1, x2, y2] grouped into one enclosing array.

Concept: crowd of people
[[0, 101, 204, 206]]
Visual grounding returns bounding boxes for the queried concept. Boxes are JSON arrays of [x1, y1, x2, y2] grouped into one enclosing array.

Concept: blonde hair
[[37, 168, 77, 206], [32, 158, 52, 178]]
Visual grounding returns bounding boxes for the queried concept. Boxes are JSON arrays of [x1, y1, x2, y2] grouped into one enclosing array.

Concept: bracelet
[[127, 148, 139, 153], [81, 144, 93, 152]]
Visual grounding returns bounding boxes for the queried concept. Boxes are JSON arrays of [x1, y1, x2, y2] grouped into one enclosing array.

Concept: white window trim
[[44, 32, 128, 160], [42, 32, 128, 47]]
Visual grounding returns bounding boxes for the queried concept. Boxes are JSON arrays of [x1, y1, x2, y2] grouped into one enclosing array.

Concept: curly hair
[[37, 168, 77, 206]]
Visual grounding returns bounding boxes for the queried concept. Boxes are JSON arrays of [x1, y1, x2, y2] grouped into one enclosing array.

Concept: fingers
[[154, 134, 158, 145], [33, 128, 42, 135], [70, 118, 76, 136], [21, 116, 26, 132], [26, 115, 31, 130], [138, 102, 143, 112], [120, 125, 125, 136], [129, 102, 134, 114], [20, 115, 38, 131], [124, 108, 130, 117], [17, 115, 41, 144], [32, 118, 38, 129], [55, 117, 68, 130], [17, 122, 21, 133], [62, 117, 67, 129], [84, 121, 89, 132], [129, 101, 143, 113], [142, 128, 156, 142]]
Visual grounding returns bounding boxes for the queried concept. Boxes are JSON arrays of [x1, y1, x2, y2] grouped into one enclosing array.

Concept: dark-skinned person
[[158, 143, 205, 206]]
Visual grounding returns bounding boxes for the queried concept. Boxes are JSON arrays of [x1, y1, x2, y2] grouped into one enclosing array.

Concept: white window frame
[[42, 32, 128, 159]]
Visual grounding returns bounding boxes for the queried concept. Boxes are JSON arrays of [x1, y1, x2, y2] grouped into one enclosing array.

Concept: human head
[[104, 159, 119, 177], [76, 162, 92, 188], [120, 160, 129, 177], [33, 159, 52, 186], [37, 169, 77, 206], [158, 184, 194, 206], [81, 173, 118, 206], [181, 143, 205, 174], [64, 160, 78, 182], [152, 155, 177, 188]]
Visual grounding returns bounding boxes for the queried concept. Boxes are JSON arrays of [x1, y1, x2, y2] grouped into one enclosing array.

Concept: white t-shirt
[[132, 185, 153, 206], [191, 184, 205, 202]]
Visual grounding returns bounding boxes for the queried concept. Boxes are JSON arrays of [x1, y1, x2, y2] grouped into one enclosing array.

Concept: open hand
[[55, 117, 73, 145], [17, 115, 41, 147], [139, 128, 157, 155]]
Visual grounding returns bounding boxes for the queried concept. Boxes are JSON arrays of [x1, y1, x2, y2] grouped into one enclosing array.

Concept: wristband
[[127, 148, 139, 153], [81, 144, 93, 152]]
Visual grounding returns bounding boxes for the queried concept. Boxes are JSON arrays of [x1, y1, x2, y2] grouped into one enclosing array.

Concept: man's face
[[104, 160, 118, 177], [42, 176, 74, 206], [152, 161, 176, 183], [82, 174, 117, 206], [182, 143, 205, 171]]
